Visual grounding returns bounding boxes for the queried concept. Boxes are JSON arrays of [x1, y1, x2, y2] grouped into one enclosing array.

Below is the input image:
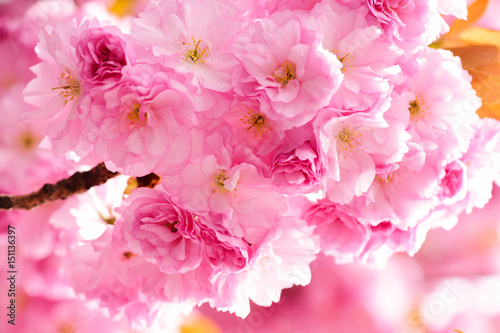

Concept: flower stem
[[0, 163, 119, 210]]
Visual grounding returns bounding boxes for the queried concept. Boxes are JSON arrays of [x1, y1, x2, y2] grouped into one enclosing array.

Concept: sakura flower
[[270, 126, 325, 195], [458, 118, 500, 213], [23, 20, 88, 157], [75, 25, 135, 86], [437, 160, 467, 206], [224, 98, 287, 158], [399, 48, 480, 164], [232, 11, 342, 128], [314, 107, 409, 204], [116, 187, 204, 274], [132, 0, 240, 93], [308, 1, 402, 113], [84, 63, 196, 177], [302, 198, 369, 264], [201, 225, 249, 272], [162, 130, 287, 244], [363, 0, 449, 51], [68, 227, 174, 320], [342, 143, 441, 229], [209, 215, 318, 318]]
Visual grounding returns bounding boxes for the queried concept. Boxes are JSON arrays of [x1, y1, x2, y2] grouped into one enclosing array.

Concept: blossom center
[[375, 172, 395, 184], [241, 108, 269, 138], [332, 49, 352, 72], [52, 69, 81, 105], [210, 170, 237, 196], [122, 251, 136, 259], [408, 95, 429, 121], [273, 61, 296, 86], [164, 220, 178, 233], [127, 103, 148, 124], [97, 208, 116, 225], [184, 37, 209, 64], [337, 126, 362, 155]]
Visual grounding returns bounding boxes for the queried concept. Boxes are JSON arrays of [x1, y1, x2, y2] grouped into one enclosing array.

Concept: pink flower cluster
[[13, 0, 500, 326]]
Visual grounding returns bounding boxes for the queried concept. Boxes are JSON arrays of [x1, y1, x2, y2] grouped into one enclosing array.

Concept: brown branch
[[0, 163, 119, 210]]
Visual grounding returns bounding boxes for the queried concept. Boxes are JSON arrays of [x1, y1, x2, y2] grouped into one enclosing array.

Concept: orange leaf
[[447, 0, 489, 38], [477, 101, 500, 119], [449, 45, 498, 68]]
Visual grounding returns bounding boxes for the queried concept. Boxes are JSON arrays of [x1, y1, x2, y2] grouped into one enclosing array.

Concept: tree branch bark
[[0, 163, 119, 210]]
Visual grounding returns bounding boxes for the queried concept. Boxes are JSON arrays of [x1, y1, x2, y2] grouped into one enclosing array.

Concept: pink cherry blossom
[[232, 11, 342, 128], [363, 0, 449, 51], [22, 20, 88, 157], [458, 118, 500, 213], [84, 63, 197, 176], [162, 129, 287, 244], [303, 198, 370, 263], [314, 106, 409, 204], [308, 1, 402, 113], [342, 142, 441, 229], [116, 187, 204, 274], [270, 125, 325, 194], [76, 25, 135, 86], [132, 0, 241, 94], [208, 214, 318, 318], [398, 48, 480, 164], [224, 98, 287, 158]]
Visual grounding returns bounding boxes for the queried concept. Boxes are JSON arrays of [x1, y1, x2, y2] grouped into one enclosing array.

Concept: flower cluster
[[11, 0, 500, 326]]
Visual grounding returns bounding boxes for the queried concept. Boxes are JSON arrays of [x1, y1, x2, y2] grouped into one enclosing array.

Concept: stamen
[[127, 103, 147, 124], [337, 126, 362, 157], [184, 37, 209, 64], [52, 69, 80, 105], [273, 61, 296, 86], [122, 251, 136, 259], [409, 95, 429, 121], [210, 170, 237, 196], [331, 49, 353, 72], [165, 220, 178, 233], [240, 108, 269, 138]]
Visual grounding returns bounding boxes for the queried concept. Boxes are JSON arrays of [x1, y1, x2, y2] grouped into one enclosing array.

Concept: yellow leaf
[[459, 27, 500, 48]]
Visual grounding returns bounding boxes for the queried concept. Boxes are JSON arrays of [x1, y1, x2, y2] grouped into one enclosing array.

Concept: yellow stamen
[[210, 170, 237, 196], [409, 95, 429, 121], [337, 126, 362, 157], [127, 103, 147, 124], [273, 61, 296, 86], [240, 108, 269, 138], [331, 49, 353, 72], [52, 69, 80, 105], [184, 37, 209, 64]]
